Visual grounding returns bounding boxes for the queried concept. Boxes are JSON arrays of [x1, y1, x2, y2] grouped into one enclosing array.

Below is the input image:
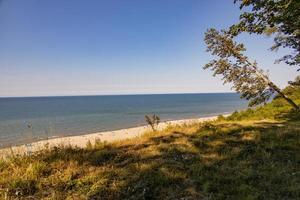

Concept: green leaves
[[204, 29, 276, 107], [230, 0, 300, 68], [204, 28, 299, 109]]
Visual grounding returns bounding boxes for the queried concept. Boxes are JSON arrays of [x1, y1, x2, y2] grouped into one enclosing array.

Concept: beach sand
[[0, 115, 222, 158]]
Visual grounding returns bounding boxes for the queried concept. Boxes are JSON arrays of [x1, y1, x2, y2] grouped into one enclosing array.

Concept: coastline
[[0, 115, 224, 158]]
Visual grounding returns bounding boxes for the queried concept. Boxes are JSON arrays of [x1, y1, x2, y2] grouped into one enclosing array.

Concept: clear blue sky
[[0, 0, 296, 97]]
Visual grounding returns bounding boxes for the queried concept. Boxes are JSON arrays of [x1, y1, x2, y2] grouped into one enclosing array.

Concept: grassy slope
[[0, 87, 299, 200]]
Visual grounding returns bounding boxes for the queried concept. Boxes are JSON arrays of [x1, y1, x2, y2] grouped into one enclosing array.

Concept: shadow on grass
[[1, 119, 300, 200], [276, 109, 300, 122]]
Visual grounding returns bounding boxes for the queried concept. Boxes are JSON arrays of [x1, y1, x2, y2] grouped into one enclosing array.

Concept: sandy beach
[[0, 115, 222, 158]]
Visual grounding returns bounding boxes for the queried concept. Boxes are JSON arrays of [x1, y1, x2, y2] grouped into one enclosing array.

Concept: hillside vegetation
[[0, 87, 299, 200]]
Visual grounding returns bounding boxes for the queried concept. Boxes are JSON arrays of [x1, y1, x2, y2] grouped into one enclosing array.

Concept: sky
[[0, 0, 298, 97]]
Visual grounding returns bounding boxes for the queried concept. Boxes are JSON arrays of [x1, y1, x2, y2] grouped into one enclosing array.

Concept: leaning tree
[[204, 28, 299, 110]]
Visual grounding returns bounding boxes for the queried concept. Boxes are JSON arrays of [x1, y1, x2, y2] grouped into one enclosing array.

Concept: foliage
[[0, 88, 299, 199], [204, 28, 299, 109], [289, 75, 300, 86], [145, 114, 160, 131], [230, 0, 300, 68], [226, 85, 300, 121]]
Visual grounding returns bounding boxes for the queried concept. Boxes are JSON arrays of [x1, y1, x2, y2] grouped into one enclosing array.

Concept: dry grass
[[0, 87, 299, 199], [0, 117, 299, 200]]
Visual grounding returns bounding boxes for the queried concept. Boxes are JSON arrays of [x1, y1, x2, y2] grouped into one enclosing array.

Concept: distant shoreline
[[0, 93, 246, 149], [0, 114, 228, 158]]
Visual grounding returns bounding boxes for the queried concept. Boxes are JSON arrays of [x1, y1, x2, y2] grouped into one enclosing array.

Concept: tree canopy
[[229, 0, 300, 69], [204, 28, 299, 109]]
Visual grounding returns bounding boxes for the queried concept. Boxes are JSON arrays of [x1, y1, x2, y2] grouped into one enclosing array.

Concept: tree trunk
[[268, 82, 299, 110], [276, 91, 299, 110], [240, 57, 298, 110], [253, 66, 299, 110]]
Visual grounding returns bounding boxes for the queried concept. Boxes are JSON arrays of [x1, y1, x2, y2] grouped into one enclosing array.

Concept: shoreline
[[0, 115, 225, 158]]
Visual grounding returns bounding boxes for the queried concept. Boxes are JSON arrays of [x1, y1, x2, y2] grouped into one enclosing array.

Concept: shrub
[[217, 115, 225, 121], [145, 114, 160, 131]]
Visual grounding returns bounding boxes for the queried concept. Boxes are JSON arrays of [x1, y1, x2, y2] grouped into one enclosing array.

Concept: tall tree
[[204, 28, 299, 110], [229, 0, 300, 69]]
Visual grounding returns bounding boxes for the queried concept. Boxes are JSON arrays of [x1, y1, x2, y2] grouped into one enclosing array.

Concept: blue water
[[0, 93, 247, 148]]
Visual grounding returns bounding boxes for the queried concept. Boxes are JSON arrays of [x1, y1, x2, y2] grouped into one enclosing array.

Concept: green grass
[[0, 87, 299, 200], [226, 86, 300, 121]]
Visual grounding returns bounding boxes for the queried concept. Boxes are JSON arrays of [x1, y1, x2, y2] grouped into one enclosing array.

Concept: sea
[[0, 93, 248, 148]]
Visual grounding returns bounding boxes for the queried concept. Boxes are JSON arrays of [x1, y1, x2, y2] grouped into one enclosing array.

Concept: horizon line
[[0, 91, 237, 98]]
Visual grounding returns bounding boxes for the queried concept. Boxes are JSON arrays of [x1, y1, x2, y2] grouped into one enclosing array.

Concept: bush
[[145, 114, 160, 131], [217, 115, 225, 121]]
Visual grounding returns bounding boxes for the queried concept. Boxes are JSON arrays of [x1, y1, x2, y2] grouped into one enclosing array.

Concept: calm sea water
[[0, 93, 247, 148]]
